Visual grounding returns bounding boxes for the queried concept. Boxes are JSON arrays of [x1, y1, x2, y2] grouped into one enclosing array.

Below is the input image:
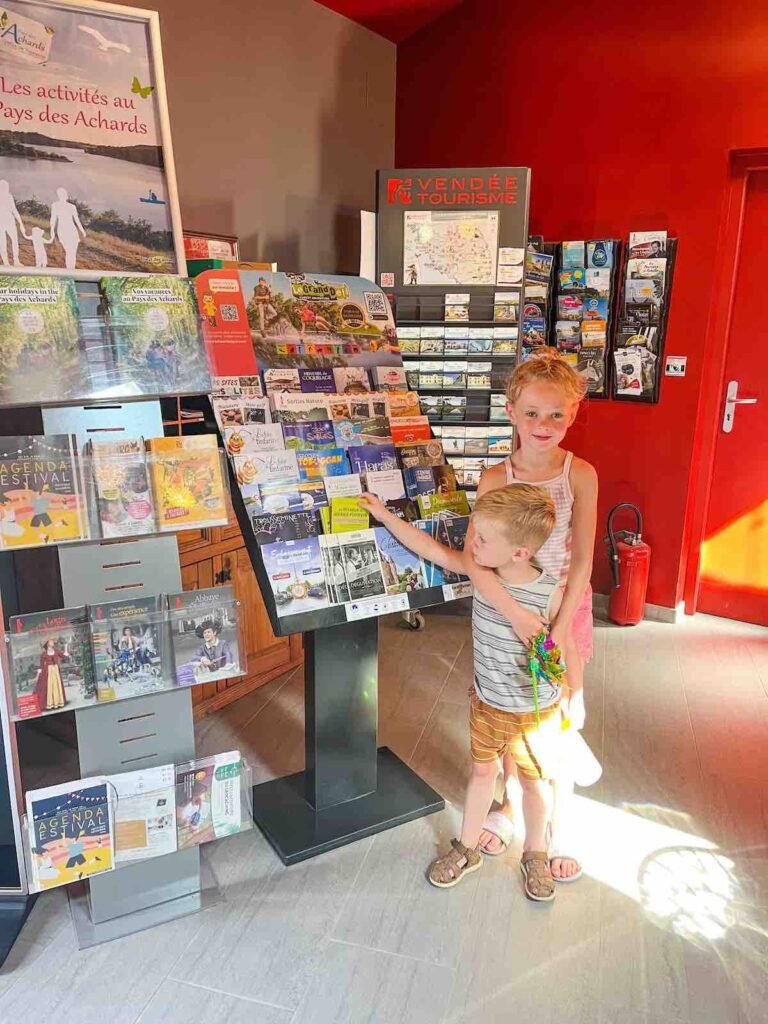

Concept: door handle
[[722, 380, 758, 433]]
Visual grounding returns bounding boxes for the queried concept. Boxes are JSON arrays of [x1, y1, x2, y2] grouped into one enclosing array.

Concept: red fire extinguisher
[[605, 503, 651, 626]]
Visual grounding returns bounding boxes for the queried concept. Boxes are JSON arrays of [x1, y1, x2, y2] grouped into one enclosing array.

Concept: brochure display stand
[[196, 269, 456, 864], [375, 167, 531, 489], [41, 400, 204, 944], [0, 285, 246, 952], [611, 233, 678, 403], [547, 238, 622, 399]]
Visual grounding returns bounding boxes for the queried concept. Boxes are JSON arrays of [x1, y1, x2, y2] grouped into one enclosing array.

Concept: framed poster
[[0, 0, 185, 277]]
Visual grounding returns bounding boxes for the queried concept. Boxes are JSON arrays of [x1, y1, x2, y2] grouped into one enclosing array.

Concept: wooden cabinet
[[178, 522, 302, 720]]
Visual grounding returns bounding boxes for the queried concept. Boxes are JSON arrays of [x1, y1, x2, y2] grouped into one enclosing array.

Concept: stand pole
[[305, 618, 378, 809], [251, 619, 444, 865]]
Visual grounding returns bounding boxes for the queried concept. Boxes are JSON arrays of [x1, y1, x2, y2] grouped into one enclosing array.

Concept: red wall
[[395, 0, 768, 607]]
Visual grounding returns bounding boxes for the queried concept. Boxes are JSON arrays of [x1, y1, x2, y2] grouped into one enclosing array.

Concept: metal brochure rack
[[40, 400, 201, 946]]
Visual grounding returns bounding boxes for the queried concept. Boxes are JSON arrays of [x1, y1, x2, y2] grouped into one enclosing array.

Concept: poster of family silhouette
[[0, 1, 182, 274]]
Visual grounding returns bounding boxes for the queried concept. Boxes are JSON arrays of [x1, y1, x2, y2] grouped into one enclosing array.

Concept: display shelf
[[396, 319, 503, 327], [417, 388, 506, 396], [6, 589, 243, 722], [0, 305, 212, 411], [378, 168, 529, 456], [427, 419, 507, 426], [0, 437, 230, 555], [22, 758, 253, 894], [402, 353, 517, 361], [611, 237, 678, 403]]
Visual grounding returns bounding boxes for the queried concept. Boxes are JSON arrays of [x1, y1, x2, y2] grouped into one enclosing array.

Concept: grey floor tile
[[378, 646, 460, 762], [599, 885, 691, 1021], [292, 940, 454, 1024], [18, 888, 72, 947], [0, 908, 206, 1023], [136, 978, 292, 1023], [379, 608, 469, 657], [233, 671, 306, 785], [448, 853, 601, 1024], [332, 808, 478, 967], [409, 698, 471, 807], [204, 825, 280, 901], [0, 938, 46, 999], [170, 839, 373, 1010], [194, 668, 298, 759]]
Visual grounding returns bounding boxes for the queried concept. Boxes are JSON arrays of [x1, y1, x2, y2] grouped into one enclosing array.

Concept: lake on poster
[[3, 148, 170, 228]]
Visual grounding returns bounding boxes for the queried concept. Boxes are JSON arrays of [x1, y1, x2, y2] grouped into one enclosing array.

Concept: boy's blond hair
[[505, 347, 587, 404], [473, 483, 555, 554]]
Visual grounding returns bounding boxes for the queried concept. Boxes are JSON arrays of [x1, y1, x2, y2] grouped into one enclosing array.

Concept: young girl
[[468, 348, 597, 881]]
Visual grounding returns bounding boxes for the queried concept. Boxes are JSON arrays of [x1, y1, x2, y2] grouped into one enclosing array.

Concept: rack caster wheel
[[403, 610, 425, 632]]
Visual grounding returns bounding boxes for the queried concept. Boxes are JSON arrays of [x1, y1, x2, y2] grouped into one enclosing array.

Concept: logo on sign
[[0, 6, 53, 65], [387, 178, 413, 204]]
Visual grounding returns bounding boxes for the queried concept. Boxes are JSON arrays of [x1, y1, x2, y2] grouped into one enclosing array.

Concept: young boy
[[359, 483, 569, 902]]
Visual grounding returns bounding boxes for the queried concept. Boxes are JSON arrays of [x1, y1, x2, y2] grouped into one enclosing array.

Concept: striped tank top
[[472, 569, 562, 713], [505, 451, 574, 581]]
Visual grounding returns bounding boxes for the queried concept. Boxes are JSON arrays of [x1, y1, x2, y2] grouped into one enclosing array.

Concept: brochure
[[330, 496, 370, 533], [109, 764, 177, 864], [561, 241, 585, 268], [365, 469, 406, 502], [91, 595, 166, 703], [613, 348, 644, 396], [587, 240, 614, 268], [628, 231, 667, 259], [223, 423, 285, 456], [9, 606, 95, 719], [26, 778, 114, 891], [296, 448, 349, 479], [147, 436, 228, 531], [0, 433, 88, 549], [0, 275, 86, 404], [375, 527, 426, 595], [337, 528, 387, 600], [176, 751, 242, 849], [261, 536, 329, 616], [167, 586, 241, 687], [102, 276, 209, 395]]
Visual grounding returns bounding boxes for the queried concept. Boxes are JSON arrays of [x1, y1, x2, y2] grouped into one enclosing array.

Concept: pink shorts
[[570, 585, 593, 663]]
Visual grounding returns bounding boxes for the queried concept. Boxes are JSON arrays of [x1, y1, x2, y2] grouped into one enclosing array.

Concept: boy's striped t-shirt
[[472, 569, 562, 713]]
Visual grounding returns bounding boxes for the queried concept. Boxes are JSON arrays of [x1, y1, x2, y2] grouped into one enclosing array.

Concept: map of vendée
[[403, 211, 500, 286]]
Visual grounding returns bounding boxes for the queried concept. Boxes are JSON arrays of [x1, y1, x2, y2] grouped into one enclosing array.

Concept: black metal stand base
[[0, 895, 36, 968], [251, 747, 444, 865]]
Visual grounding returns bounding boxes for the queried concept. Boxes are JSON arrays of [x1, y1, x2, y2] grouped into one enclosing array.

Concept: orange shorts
[[469, 691, 564, 780]]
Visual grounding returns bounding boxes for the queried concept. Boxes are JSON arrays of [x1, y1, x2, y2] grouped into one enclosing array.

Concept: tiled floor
[[3, 607, 768, 1022]]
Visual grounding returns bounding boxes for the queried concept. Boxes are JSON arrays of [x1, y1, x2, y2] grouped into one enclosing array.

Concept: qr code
[[364, 291, 389, 319], [220, 304, 240, 322]]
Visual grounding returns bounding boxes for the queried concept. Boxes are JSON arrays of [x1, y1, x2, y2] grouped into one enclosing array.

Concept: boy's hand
[[550, 620, 569, 652], [358, 492, 388, 522], [509, 605, 547, 646]]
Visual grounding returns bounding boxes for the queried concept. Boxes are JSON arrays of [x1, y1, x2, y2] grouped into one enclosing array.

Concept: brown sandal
[[520, 851, 555, 902], [428, 838, 482, 889]]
